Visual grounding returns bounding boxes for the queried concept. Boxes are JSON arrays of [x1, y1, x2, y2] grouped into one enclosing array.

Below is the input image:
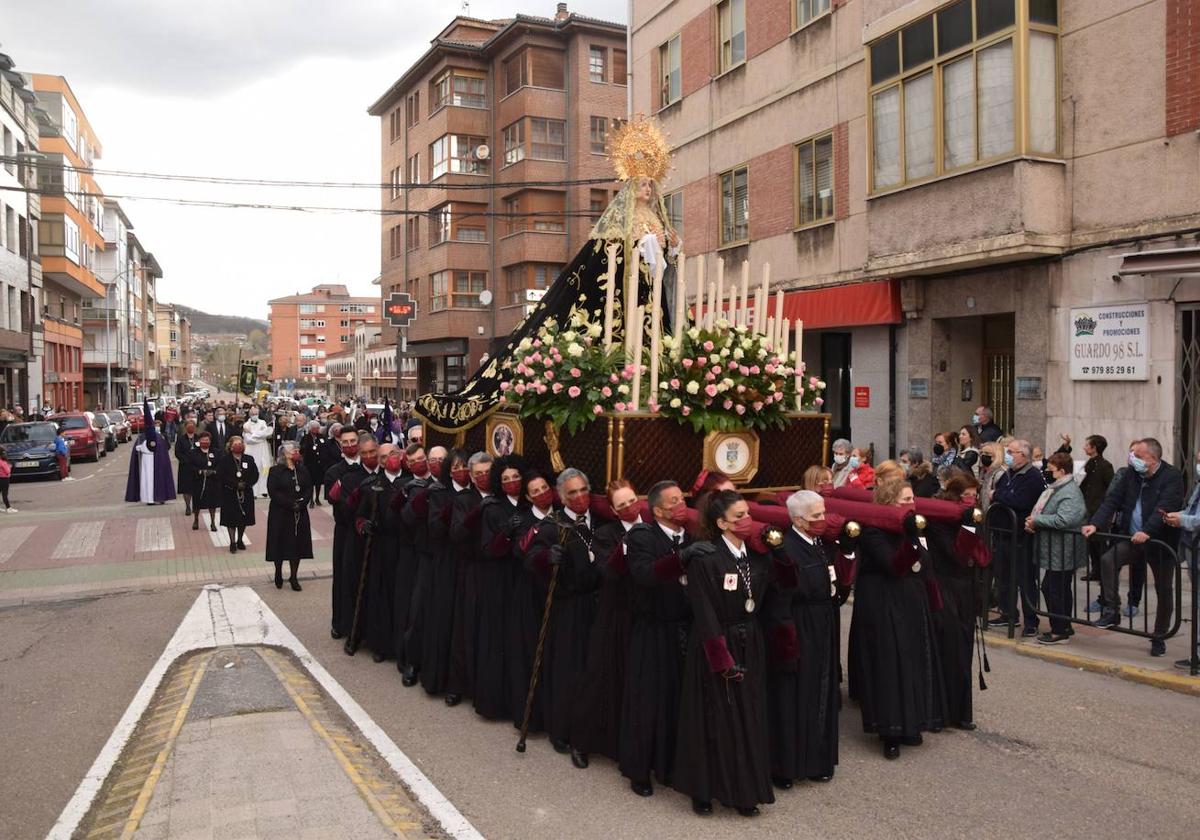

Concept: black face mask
[[932, 443, 945, 457], [980, 453, 994, 468]]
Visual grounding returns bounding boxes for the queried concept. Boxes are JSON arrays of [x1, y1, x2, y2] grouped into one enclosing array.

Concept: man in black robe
[[323, 427, 362, 639], [318, 422, 345, 503], [356, 443, 406, 661], [397, 444, 433, 684], [620, 480, 692, 797], [444, 452, 492, 707], [414, 446, 462, 697], [300, 420, 326, 507]]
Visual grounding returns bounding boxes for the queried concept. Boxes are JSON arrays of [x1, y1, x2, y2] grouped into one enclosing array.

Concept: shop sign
[[1069, 303, 1149, 380]]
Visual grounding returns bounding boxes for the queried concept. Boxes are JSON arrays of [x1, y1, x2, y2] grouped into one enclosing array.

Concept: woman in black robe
[[188, 432, 221, 532], [472, 455, 525, 721], [672, 490, 794, 817], [849, 478, 946, 759], [416, 449, 469, 696], [927, 471, 983, 730], [766, 490, 843, 788], [174, 419, 200, 516], [507, 471, 557, 736], [265, 441, 313, 591], [570, 480, 641, 766], [444, 453, 492, 706], [217, 435, 258, 554]]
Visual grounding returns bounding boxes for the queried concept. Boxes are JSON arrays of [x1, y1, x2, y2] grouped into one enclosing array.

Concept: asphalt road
[[1, 578, 1196, 840]]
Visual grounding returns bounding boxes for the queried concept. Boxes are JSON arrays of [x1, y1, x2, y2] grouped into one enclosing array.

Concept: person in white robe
[[242, 406, 274, 498]]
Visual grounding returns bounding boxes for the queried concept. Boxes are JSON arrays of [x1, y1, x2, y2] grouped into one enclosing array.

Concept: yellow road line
[[117, 651, 211, 840]]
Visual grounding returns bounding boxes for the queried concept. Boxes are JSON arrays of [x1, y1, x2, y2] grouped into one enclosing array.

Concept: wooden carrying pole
[[673, 252, 686, 350], [603, 243, 619, 351], [649, 258, 664, 399]]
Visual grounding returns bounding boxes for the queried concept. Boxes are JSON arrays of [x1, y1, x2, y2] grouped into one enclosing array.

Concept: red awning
[[780, 279, 901, 329]]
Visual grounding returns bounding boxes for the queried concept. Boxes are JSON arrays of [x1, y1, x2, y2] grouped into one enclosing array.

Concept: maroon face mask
[[669, 501, 690, 526], [451, 467, 470, 487], [565, 494, 591, 515], [429, 460, 443, 479], [472, 472, 491, 493], [615, 505, 641, 524], [501, 478, 523, 497], [530, 489, 554, 510], [411, 461, 430, 478], [730, 516, 756, 540]]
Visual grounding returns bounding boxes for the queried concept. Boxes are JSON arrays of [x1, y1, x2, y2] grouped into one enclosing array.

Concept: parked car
[[105, 409, 131, 443], [91, 411, 117, 452], [121, 406, 144, 433], [50, 412, 103, 462], [0, 421, 64, 480]]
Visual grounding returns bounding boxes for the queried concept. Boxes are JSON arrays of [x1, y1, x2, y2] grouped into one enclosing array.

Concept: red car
[[121, 406, 144, 433], [51, 412, 103, 462]]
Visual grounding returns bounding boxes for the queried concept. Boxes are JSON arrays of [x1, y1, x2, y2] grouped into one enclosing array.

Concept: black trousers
[[1100, 541, 1174, 636], [995, 538, 1039, 630], [1040, 569, 1073, 634]]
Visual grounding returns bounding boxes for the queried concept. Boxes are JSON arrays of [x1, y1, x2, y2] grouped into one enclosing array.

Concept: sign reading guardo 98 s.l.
[[1069, 303, 1149, 381]]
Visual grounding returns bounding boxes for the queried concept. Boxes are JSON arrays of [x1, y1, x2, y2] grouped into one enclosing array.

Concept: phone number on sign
[[1079, 366, 1138, 375]]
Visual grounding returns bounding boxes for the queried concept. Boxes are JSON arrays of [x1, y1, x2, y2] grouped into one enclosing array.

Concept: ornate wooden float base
[[426, 411, 830, 494]]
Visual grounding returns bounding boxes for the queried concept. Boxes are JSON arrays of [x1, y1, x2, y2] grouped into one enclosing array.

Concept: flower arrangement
[[499, 313, 630, 434], [653, 321, 824, 433]]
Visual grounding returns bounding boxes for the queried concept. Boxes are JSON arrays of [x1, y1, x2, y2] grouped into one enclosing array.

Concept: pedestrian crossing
[[204, 511, 253, 549], [0, 526, 35, 564], [135, 518, 175, 553], [52, 522, 104, 560]]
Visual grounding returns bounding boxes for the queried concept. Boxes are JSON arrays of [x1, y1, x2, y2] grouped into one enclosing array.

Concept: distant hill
[[174, 305, 267, 336]]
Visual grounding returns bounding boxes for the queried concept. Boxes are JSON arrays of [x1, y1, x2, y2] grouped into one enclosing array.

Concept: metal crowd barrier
[[983, 503, 1197, 677]]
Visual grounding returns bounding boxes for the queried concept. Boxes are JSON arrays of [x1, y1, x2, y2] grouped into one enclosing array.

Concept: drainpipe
[[626, 0, 633, 118], [888, 323, 897, 459]]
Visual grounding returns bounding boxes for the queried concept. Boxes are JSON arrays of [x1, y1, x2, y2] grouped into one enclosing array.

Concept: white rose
[[733, 348, 745, 360], [688, 327, 700, 340], [740, 339, 753, 350], [722, 378, 734, 389], [567, 343, 584, 357], [617, 384, 630, 395], [686, 381, 700, 395], [670, 397, 682, 408], [518, 337, 533, 351], [588, 322, 602, 338], [562, 331, 578, 342]]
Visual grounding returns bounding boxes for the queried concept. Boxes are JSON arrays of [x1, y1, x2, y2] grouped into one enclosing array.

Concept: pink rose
[[648, 399, 660, 412], [533, 339, 543, 348], [568, 385, 581, 398], [682, 359, 694, 369], [704, 384, 718, 398], [749, 365, 761, 375], [592, 404, 604, 415], [498, 395, 507, 404], [737, 384, 746, 393], [531, 352, 542, 363], [814, 397, 824, 407], [537, 384, 548, 395], [615, 402, 626, 412], [705, 372, 716, 382], [552, 383, 563, 394], [697, 356, 708, 366], [712, 365, 722, 375], [570, 368, 582, 378], [610, 373, 620, 383], [752, 401, 764, 411], [622, 367, 634, 381], [670, 378, 680, 388], [681, 406, 692, 416], [514, 383, 526, 395], [764, 364, 776, 375], [722, 399, 733, 410], [809, 376, 819, 387], [739, 365, 750, 376], [702, 340, 715, 352], [523, 356, 534, 366], [500, 381, 511, 391], [601, 386, 612, 398], [544, 370, 555, 380], [735, 404, 746, 415]]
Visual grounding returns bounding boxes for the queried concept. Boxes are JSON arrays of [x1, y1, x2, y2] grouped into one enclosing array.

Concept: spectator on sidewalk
[[977, 442, 1006, 511], [1026, 452, 1088, 645], [972, 406, 1003, 443], [830, 439, 853, 488], [54, 425, 70, 480], [900, 449, 938, 498], [843, 447, 876, 490], [931, 431, 958, 472], [954, 426, 981, 476], [1079, 435, 1115, 582], [0, 449, 14, 512], [987, 439, 1047, 636], [1084, 438, 1184, 657], [1163, 448, 1200, 670]]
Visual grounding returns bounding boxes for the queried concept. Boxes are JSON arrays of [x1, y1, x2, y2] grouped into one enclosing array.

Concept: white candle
[[626, 245, 641, 356], [766, 316, 776, 350], [754, 287, 765, 335], [728, 283, 738, 329], [795, 319, 804, 411], [778, 317, 790, 360], [774, 290, 784, 347], [673, 253, 686, 351], [706, 282, 716, 329], [740, 261, 750, 328], [649, 258, 664, 400], [603, 243, 618, 351], [630, 305, 645, 410], [758, 263, 770, 334], [715, 260, 724, 327], [693, 253, 705, 328]]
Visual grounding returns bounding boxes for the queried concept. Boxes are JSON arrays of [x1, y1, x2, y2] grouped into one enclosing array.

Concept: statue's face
[[636, 180, 652, 202]]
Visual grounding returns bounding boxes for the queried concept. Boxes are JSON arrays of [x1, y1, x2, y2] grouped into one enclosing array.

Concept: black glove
[[507, 514, 525, 536], [681, 542, 716, 564], [720, 664, 746, 683], [961, 506, 978, 527], [292, 498, 304, 511], [237, 481, 246, 491], [838, 530, 858, 556], [548, 544, 567, 566], [902, 512, 921, 541], [361, 519, 375, 535]]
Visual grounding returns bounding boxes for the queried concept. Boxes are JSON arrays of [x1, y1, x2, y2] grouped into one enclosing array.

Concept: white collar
[[506, 495, 520, 506], [363, 466, 379, 474], [657, 521, 685, 540], [721, 534, 746, 558], [343, 456, 359, 465], [565, 508, 590, 525], [385, 469, 401, 481], [479, 490, 493, 497], [792, 525, 816, 545], [452, 480, 468, 492], [532, 506, 550, 520], [621, 519, 637, 532]]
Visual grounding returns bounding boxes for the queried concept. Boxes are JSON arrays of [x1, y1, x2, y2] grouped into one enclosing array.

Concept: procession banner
[[238, 361, 259, 396]]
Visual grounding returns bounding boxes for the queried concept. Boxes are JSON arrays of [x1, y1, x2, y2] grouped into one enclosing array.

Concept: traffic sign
[[385, 292, 416, 328]]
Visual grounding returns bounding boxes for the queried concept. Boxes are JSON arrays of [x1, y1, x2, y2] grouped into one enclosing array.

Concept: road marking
[[46, 585, 482, 840], [0, 525, 35, 564], [204, 511, 252, 548], [134, 518, 174, 553], [52, 522, 104, 559]]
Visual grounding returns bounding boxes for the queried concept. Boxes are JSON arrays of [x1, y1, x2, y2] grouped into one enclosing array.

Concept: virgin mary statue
[[415, 116, 681, 433]]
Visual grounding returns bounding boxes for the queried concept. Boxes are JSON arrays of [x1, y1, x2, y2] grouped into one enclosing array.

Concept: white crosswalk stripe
[[135, 517, 175, 553], [206, 511, 252, 548], [0, 525, 36, 564], [52, 522, 104, 560]]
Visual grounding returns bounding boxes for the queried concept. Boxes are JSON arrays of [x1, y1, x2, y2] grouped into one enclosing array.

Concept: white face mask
[[833, 453, 848, 466]]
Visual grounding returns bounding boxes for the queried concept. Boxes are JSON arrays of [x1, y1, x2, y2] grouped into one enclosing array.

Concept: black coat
[[992, 462, 1047, 520], [926, 521, 978, 729], [1090, 461, 1185, 543], [217, 452, 258, 528], [265, 464, 313, 563], [299, 432, 326, 483], [355, 470, 406, 659], [174, 434, 200, 495], [767, 529, 840, 781], [473, 494, 522, 721], [618, 521, 691, 785], [188, 447, 222, 509], [201, 420, 237, 453], [848, 527, 945, 738], [447, 485, 486, 699], [416, 479, 461, 695], [1079, 455, 1115, 518], [325, 459, 367, 638]]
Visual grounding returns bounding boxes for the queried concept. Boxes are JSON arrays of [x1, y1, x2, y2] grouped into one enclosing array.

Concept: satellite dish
[[475, 144, 490, 160], [478, 289, 493, 306]]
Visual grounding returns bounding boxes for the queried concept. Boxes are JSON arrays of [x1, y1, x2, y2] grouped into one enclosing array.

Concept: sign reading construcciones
[[1069, 303, 1149, 381]]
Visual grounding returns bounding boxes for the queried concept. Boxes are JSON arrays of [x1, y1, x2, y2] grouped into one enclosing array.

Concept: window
[[589, 189, 607, 224], [868, 0, 1058, 191], [796, 0, 830, 28], [589, 46, 607, 83], [406, 216, 420, 250], [430, 134, 487, 178], [503, 121, 525, 165], [504, 47, 564, 95], [663, 191, 684, 243], [795, 134, 834, 226], [390, 108, 402, 141], [504, 50, 528, 95], [504, 190, 566, 235], [431, 69, 487, 110], [505, 263, 563, 304], [717, 0, 746, 73], [589, 116, 609, 154], [389, 166, 402, 200], [389, 225, 402, 259], [658, 36, 681, 107], [430, 270, 488, 311], [529, 118, 566, 161], [719, 166, 749, 246], [613, 49, 627, 85], [406, 153, 420, 185], [340, 336, 349, 343], [317, 335, 326, 343], [430, 203, 488, 244], [406, 91, 420, 127]]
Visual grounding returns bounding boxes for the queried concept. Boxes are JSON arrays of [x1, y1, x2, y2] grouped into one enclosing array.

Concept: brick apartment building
[[631, 0, 1200, 464], [369, 2, 627, 395], [268, 284, 380, 383]]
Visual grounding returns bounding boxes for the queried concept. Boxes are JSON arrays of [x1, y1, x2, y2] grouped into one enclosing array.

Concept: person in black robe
[[416, 447, 467, 697], [336, 436, 380, 650], [927, 472, 985, 731], [323, 427, 363, 640], [444, 452, 492, 706], [397, 444, 433, 684], [618, 480, 693, 797], [849, 479, 946, 759], [300, 420, 326, 507], [217, 435, 258, 554], [174, 419, 200, 516], [188, 433, 221, 532], [570, 480, 642, 768], [265, 441, 313, 590], [473, 455, 526, 721], [318, 422, 345, 503], [672, 490, 794, 817], [354, 443, 406, 661], [766, 490, 844, 788]]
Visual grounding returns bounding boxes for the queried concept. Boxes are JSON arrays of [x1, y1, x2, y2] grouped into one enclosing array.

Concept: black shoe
[[289, 578, 302, 592], [444, 693, 462, 707], [210, 521, 217, 532], [1150, 639, 1166, 657], [343, 639, 358, 656], [274, 570, 283, 589], [1020, 626, 1039, 638], [570, 749, 589, 769], [1080, 571, 1101, 581], [736, 807, 760, 818], [883, 739, 900, 759], [807, 773, 833, 782], [229, 542, 237, 554], [372, 652, 385, 663], [691, 799, 712, 816], [184, 505, 192, 516], [549, 738, 570, 755], [630, 780, 653, 797], [331, 628, 344, 640], [986, 615, 1012, 628], [308, 501, 316, 509], [401, 666, 418, 687], [192, 520, 199, 531], [236, 539, 246, 550], [900, 734, 923, 747], [1095, 610, 1119, 629], [772, 776, 793, 790], [955, 721, 978, 731], [1175, 658, 1198, 670]]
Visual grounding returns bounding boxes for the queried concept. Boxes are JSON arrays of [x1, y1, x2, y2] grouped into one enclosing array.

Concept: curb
[[985, 632, 1200, 697]]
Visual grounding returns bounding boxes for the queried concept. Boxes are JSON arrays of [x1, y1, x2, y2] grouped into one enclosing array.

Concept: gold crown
[[608, 114, 672, 182]]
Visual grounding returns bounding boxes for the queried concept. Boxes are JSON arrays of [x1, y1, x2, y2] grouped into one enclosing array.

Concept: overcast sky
[[0, 0, 626, 319]]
